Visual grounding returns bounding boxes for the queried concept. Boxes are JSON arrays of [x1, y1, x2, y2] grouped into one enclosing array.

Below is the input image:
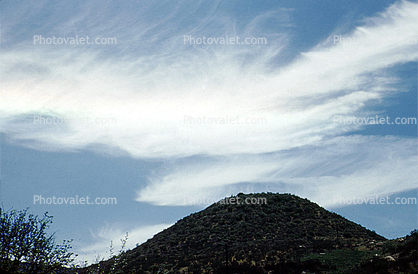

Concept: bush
[[0, 207, 75, 274]]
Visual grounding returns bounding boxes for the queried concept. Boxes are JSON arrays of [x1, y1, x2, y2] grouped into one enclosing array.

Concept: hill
[[349, 229, 417, 274], [83, 193, 396, 273]]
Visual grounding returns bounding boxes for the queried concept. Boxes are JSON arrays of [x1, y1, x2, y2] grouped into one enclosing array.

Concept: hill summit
[[97, 193, 389, 273]]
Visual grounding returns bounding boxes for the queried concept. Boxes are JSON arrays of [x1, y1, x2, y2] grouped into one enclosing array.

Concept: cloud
[[136, 135, 417, 207], [75, 222, 172, 265], [0, 0, 417, 213], [1, 0, 417, 158]]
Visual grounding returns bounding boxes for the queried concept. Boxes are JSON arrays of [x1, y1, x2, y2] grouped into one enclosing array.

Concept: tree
[[0, 207, 75, 274]]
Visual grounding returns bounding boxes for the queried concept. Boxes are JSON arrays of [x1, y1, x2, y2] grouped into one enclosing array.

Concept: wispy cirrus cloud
[[2, 1, 417, 153], [0, 0, 417, 205], [137, 135, 417, 207]]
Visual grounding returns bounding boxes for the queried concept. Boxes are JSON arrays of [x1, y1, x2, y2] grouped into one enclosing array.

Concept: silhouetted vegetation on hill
[[348, 229, 417, 274], [82, 193, 400, 273], [0, 208, 74, 274]]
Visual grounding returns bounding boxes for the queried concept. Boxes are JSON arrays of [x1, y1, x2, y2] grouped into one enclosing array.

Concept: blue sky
[[1, 0, 417, 264]]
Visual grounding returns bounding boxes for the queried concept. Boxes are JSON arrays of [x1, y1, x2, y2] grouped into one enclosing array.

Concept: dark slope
[[348, 229, 417, 274], [112, 193, 386, 273]]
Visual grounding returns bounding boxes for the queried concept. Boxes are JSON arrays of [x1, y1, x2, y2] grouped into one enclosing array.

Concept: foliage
[[0, 207, 75, 274], [347, 229, 418, 274], [75, 193, 415, 273], [302, 249, 376, 273], [104, 193, 388, 273], [73, 232, 129, 274]]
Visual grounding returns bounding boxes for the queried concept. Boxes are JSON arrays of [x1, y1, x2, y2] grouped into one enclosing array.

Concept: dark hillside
[[348, 229, 417, 274], [101, 193, 386, 273]]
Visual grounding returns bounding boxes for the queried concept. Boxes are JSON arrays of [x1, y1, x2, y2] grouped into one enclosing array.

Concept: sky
[[0, 0, 417, 265]]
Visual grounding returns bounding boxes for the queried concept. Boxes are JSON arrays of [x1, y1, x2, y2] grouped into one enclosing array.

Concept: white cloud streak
[[1, 1, 416, 156], [0, 1, 417, 206], [75, 223, 172, 265], [137, 135, 417, 207]]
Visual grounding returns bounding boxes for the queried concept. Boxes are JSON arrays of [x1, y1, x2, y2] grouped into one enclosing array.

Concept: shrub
[[0, 207, 75, 274]]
